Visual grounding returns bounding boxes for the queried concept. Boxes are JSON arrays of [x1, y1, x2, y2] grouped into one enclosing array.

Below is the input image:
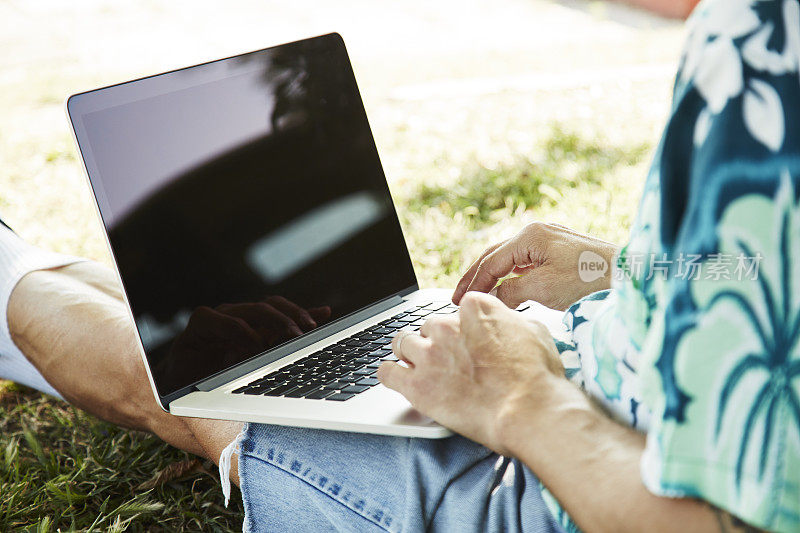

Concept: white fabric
[[219, 425, 247, 507], [0, 224, 85, 398]]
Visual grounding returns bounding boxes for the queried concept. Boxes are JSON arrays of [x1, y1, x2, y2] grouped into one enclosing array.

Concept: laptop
[[65, 33, 456, 438]]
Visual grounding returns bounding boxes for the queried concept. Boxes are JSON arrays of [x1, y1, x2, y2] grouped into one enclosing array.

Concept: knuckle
[[524, 221, 545, 237], [426, 316, 446, 332], [459, 291, 482, 311]]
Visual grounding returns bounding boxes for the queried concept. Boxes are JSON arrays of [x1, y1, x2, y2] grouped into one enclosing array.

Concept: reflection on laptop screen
[[68, 34, 417, 398]]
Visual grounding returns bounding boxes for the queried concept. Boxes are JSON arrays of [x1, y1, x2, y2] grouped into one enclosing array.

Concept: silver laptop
[[66, 33, 454, 438]]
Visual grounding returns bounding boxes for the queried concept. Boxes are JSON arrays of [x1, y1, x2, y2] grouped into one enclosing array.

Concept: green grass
[[0, 126, 651, 531], [405, 127, 648, 228], [0, 382, 243, 531], [398, 125, 651, 287]]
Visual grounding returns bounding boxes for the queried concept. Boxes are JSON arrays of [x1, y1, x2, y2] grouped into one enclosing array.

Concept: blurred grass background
[[0, 0, 684, 529]]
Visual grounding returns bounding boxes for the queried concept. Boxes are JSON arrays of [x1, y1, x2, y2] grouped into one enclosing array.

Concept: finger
[[452, 241, 506, 304], [494, 276, 527, 308], [462, 242, 519, 297], [419, 314, 459, 339], [376, 361, 413, 393], [457, 291, 510, 340], [308, 306, 332, 324], [217, 302, 303, 337], [391, 331, 431, 366], [190, 306, 264, 348], [264, 296, 316, 330]]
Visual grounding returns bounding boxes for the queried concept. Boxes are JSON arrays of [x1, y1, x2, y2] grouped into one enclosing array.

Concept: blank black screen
[[68, 34, 417, 398]]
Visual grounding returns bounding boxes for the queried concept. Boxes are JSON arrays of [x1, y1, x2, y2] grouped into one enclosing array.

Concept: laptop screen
[[67, 34, 417, 399]]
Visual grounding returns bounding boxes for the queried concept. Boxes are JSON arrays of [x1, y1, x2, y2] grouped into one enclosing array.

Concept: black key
[[385, 321, 407, 328], [381, 354, 399, 362], [367, 341, 389, 350], [343, 339, 367, 347], [284, 384, 321, 398], [325, 392, 355, 401], [232, 385, 252, 394], [396, 316, 416, 323], [282, 380, 308, 389], [391, 313, 409, 319], [357, 377, 380, 386], [354, 357, 378, 365], [371, 327, 394, 335], [370, 348, 393, 357], [305, 388, 336, 400], [337, 352, 360, 362], [264, 384, 299, 396], [325, 345, 347, 354], [351, 346, 373, 354], [322, 381, 348, 390], [366, 361, 382, 369], [357, 333, 381, 341], [341, 385, 370, 394], [354, 368, 377, 376], [253, 383, 279, 393], [338, 375, 361, 383]]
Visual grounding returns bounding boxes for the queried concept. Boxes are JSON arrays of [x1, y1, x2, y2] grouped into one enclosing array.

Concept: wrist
[[495, 373, 592, 459]]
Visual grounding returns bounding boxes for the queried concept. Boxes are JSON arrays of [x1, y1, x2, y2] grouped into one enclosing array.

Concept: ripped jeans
[[222, 423, 566, 533]]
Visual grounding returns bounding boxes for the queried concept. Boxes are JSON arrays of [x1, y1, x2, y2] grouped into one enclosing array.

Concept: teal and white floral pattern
[[557, 1, 800, 531]]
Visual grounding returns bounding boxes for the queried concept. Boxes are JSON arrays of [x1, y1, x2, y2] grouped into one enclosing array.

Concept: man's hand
[[452, 222, 618, 310], [378, 291, 563, 455], [379, 292, 751, 533]]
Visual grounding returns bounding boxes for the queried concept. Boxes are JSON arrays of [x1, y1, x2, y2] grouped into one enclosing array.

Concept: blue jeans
[[237, 423, 565, 532]]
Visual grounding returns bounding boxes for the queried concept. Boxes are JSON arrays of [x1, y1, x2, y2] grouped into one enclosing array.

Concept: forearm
[[499, 377, 719, 533]]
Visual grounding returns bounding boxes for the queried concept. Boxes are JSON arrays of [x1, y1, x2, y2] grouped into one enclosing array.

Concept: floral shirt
[[550, 1, 800, 531]]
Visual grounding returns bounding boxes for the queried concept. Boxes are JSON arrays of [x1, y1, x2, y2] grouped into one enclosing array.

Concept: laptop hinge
[[193, 293, 409, 392]]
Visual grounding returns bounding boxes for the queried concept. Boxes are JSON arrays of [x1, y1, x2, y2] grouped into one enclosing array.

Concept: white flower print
[[694, 36, 744, 114], [743, 78, 785, 152], [685, 0, 793, 152], [741, 0, 800, 76]]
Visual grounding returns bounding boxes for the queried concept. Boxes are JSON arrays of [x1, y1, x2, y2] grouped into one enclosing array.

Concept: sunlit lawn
[[0, 123, 652, 530]]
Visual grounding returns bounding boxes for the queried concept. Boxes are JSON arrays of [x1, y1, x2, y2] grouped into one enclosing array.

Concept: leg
[[233, 424, 565, 532], [7, 261, 242, 459]]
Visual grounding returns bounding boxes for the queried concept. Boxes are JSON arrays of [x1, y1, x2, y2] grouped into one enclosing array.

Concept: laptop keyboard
[[230, 301, 459, 402]]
